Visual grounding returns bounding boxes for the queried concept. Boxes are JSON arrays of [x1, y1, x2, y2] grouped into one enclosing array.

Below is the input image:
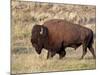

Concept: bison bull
[[31, 19, 96, 59]]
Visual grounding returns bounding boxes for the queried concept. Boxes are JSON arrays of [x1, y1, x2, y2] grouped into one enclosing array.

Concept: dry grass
[[11, 0, 96, 74], [12, 53, 96, 74]]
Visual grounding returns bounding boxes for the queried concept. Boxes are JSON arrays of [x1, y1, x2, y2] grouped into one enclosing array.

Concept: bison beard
[[31, 19, 96, 59]]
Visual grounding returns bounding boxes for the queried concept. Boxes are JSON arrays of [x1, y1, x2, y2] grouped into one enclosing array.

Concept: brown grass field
[[11, 0, 96, 74]]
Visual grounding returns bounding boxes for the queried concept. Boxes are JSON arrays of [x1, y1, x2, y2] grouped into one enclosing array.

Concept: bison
[[31, 19, 96, 59]]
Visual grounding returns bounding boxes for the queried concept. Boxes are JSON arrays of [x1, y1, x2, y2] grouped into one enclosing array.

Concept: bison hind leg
[[87, 33, 96, 59], [80, 43, 88, 59], [88, 44, 96, 59], [58, 42, 66, 59]]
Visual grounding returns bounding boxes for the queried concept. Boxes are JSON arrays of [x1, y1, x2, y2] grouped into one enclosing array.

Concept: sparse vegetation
[[11, 0, 96, 74]]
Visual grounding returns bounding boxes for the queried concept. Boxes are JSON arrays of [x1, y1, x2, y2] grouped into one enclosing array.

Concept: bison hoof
[[59, 56, 64, 59], [93, 56, 96, 59], [93, 54, 96, 59], [59, 55, 65, 59], [59, 52, 66, 59], [47, 56, 53, 59]]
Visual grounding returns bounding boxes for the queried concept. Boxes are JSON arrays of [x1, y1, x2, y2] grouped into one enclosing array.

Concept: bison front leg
[[47, 51, 56, 59]]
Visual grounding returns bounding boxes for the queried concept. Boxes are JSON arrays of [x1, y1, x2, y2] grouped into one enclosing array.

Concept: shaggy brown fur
[[31, 19, 96, 59]]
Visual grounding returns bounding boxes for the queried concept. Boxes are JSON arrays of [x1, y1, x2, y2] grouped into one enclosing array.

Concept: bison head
[[31, 25, 48, 54]]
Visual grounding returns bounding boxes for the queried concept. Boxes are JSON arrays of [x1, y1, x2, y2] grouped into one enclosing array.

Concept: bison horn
[[40, 27, 43, 35]]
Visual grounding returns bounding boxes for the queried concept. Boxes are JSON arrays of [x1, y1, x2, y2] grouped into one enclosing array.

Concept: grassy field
[[11, 0, 96, 74]]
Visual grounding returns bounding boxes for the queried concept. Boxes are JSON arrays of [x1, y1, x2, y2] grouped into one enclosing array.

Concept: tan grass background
[[11, 0, 96, 74]]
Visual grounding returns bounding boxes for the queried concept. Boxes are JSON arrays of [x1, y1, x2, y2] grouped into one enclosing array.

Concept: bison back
[[43, 19, 85, 46]]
